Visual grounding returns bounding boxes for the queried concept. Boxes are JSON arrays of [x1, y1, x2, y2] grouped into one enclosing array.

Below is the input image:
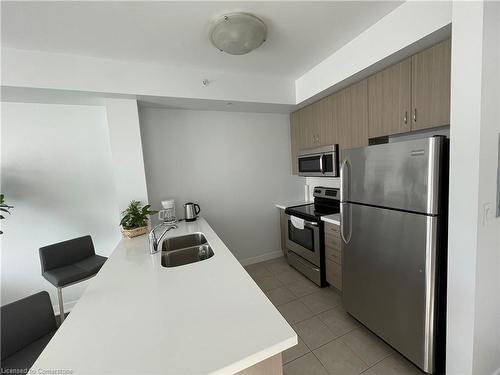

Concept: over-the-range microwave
[[298, 144, 339, 177]]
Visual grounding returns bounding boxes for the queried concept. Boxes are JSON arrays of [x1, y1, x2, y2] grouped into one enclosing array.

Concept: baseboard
[[239, 250, 284, 266], [52, 299, 77, 316]]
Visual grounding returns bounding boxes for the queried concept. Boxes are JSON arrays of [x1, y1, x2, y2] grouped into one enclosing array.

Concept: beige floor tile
[[265, 258, 292, 275], [293, 316, 338, 350], [283, 352, 329, 375], [299, 288, 342, 314], [314, 340, 369, 375], [340, 327, 393, 366], [360, 369, 377, 375], [287, 277, 320, 298], [276, 269, 307, 285], [282, 337, 311, 364], [245, 263, 272, 279], [253, 275, 283, 291], [278, 300, 315, 324], [317, 305, 360, 337], [370, 353, 424, 375], [265, 286, 297, 306]]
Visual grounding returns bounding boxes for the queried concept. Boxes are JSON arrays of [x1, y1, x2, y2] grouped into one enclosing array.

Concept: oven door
[[286, 217, 321, 266]]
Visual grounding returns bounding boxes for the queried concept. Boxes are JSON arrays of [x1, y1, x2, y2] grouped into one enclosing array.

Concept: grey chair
[[39, 235, 107, 323], [1, 291, 57, 371]]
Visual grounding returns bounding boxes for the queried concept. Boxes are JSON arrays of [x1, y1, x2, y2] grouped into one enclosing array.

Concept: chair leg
[[57, 287, 65, 324]]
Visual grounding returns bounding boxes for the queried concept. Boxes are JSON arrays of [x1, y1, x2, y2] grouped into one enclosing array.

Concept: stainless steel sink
[[161, 233, 214, 267]]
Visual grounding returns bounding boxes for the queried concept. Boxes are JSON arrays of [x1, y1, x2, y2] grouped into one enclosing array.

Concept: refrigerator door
[[341, 137, 443, 215], [342, 202, 438, 373]]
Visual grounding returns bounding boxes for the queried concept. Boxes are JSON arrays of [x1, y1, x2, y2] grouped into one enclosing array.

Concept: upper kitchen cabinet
[[368, 39, 451, 138], [298, 104, 318, 149], [368, 58, 412, 138], [290, 111, 300, 175], [411, 38, 451, 130], [318, 96, 337, 146], [338, 79, 369, 150]]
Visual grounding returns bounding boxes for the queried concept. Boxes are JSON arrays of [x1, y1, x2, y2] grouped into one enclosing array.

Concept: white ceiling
[[1, 1, 402, 79]]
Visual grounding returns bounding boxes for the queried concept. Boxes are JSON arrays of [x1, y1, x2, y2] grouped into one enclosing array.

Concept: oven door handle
[[303, 220, 318, 227]]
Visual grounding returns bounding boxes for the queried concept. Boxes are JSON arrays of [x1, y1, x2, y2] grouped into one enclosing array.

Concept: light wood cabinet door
[[337, 79, 369, 152], [298, 105, 314, 149], [289, 111, 300, 175], [348, 79, 369, 149], [334, 90, 350, 151], [318, 96, 337, 145], [324, 222, 342, 291], [368, 58, 412, 138], [297, 102, 324, 150], [411, 38, 451, 131]]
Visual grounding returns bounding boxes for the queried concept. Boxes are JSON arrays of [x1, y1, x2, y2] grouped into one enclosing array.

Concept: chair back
[[1, 291, 57, 360], [39, 235, 95, 272]]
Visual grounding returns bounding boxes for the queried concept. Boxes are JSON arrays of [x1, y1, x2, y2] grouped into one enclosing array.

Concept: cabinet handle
[[413, 108, 417, 122], [404, 111, 408, 125]]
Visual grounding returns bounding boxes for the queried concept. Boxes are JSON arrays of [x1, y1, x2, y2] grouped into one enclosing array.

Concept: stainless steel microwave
[[298, 145, 339, 177]]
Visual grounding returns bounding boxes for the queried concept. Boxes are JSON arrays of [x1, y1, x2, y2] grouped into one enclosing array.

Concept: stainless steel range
[[284, 187, 340, 286]]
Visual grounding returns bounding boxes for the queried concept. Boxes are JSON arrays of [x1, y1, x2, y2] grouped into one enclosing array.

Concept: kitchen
[[1, 2, 499, 375]]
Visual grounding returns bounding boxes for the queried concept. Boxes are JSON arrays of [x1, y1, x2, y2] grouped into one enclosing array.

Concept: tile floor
[[245, 256, 425, 375]]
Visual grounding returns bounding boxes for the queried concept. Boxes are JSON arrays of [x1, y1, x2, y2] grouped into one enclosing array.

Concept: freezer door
[[342, 203, 439, 373], [341, 136, 443, 215]]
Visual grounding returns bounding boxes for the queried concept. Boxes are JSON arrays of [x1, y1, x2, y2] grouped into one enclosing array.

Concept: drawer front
[[325, 243, 342, 264], [325, 233, 341, 250], [325, 222, 340, 235], [326, 258, 342, 290]]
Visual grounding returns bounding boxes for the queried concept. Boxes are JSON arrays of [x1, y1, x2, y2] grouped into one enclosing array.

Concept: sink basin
[[161, 233, 214, 267]]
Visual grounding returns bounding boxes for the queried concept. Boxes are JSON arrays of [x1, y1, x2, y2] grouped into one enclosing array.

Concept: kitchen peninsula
[[31, 218, 296, 374]]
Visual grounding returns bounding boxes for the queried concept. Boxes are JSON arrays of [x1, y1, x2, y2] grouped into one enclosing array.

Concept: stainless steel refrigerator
[[340, 136, 447, 374]]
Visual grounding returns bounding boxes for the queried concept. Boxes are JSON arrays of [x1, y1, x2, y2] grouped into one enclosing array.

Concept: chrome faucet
[[149, 222, 178, 254]]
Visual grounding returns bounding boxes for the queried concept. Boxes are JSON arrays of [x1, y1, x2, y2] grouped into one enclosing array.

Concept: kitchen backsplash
[[305, 177, 340, 200]]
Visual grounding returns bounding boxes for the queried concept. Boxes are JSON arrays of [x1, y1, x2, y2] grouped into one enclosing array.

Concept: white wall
[[447, 1, 500, 374], [295, 1, 452, 103], [473, 1, 500, 373], [105, 99, 149, 213], [0, 102, 120, 311], [1, 48, 295, 105], [139, 107, 304, 264]]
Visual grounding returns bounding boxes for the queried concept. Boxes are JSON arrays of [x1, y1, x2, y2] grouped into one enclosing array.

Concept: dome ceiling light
[[210, 13, 267, 55]]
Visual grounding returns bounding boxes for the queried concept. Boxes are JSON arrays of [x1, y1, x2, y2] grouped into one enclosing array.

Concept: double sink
[[161, 232, 214, 267]]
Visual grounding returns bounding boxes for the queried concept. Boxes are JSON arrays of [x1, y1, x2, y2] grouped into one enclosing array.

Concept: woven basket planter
[[121, 225, 148, 239]]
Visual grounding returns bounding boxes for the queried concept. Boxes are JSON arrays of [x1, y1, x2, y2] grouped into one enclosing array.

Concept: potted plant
[[120, 200, 158, 239], [0, 194, 14, 235]]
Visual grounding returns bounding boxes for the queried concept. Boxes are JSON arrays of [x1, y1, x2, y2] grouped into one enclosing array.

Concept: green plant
[[120, 200, 158, 230], [0, 194, 14, 235]]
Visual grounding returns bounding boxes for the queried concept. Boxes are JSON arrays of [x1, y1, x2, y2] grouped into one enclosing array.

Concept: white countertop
[[275, 200, 311, 210], [321, 214, 341, 225], [31, 218, 296, 374]]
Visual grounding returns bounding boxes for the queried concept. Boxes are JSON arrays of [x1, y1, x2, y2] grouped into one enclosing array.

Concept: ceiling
[[1, 1, 402, 79]]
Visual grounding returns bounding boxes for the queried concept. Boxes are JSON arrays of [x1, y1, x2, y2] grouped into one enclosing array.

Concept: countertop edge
[[321, 214, 341, 225], [212, 336, 297, 375], [275, 201, 311, 210]]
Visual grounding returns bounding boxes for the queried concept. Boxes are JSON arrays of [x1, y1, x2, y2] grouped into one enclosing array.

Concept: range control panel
[[313, 186, 340, 200]]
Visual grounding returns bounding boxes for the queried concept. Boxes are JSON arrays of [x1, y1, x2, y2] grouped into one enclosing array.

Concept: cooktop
[[285, 203, 339, 222]]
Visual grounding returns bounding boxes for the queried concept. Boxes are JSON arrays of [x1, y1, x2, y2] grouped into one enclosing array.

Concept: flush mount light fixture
[[210, 13, 267, 55]]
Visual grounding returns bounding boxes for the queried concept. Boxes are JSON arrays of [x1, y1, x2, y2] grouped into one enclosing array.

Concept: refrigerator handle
[[340, 159, 350, 202], [340, 203, 352, 244]]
